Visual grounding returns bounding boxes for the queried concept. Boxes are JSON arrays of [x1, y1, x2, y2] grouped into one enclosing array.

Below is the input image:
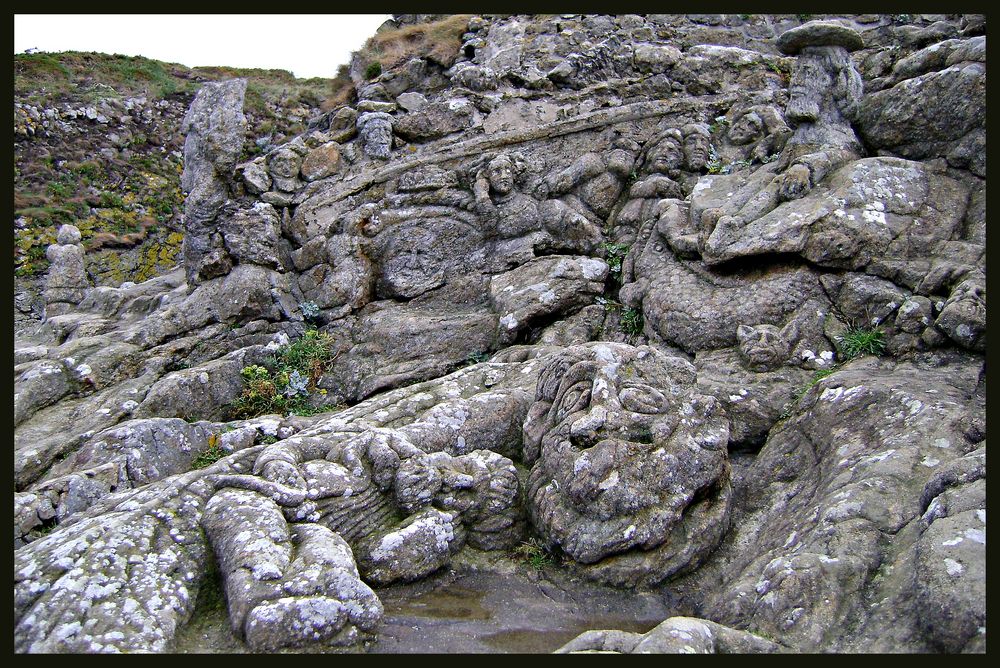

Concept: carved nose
[[570, 406, 607, 448]]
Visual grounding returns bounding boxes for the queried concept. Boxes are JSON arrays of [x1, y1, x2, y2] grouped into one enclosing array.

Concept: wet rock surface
[[14, 14, 986, 654]]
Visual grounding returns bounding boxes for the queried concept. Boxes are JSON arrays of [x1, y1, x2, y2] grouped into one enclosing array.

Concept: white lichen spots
[[819, 351, 834, 362], [944, 558, 964, 577], [862, 201, 887, 225], [976, 509, 985, 524], [598, 470, 620, 491], [499, 313, 519, 330], [963, 528, 985, 544], [623, 525, 636, 540], [538, 289, 557, 304], [921, 456, 940, 468], [818, 555, 839, 564], [729, 394, 744, 402], [580, 258, 609, 281], [932, 438, 951, 449], [198, 372, 209, 385], [941, 537, 963, 547]]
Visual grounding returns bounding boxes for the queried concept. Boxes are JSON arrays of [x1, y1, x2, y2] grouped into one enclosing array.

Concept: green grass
[[837, 327, 885, 361], [621, 306, 644, 338], [513, 539, 555, 570]]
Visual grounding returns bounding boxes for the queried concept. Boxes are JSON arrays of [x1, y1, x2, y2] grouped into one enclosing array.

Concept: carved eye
[[556, 382, 591, 420], [619, 385, 668, 414]]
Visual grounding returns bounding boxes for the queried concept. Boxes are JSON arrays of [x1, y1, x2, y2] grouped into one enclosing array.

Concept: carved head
[[523, 342, 730, 572], [682, 123, 712, 171], [357, 112, 394, 160], [487, 153, 516, 195], [728, 111, 765, 145], [777, 22, 864, 126], [642, 130, 684, 177], [736, 323, 793, 370]]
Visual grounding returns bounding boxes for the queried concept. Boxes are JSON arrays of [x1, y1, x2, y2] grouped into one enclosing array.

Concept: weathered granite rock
[[180, 79, 247, 286], [300, 141, 342, 181], [44, 225, 90, 313], [557, 616, 782, 653], [524, 342, 731, 586], [394, 100, 476, 141], [12, 14, 987, 656], [695, 356, 984, 652], [489, 256, 608, 345]]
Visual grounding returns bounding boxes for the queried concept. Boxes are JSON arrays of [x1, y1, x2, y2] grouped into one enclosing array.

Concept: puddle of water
[[372, 566, 674, 653], [388, 585, 492, 621]]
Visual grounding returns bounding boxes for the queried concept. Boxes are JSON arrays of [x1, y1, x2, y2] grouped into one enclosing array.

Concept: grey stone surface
[[557, 616, 782, 653], [12, 14, 987, 655], [180, 79, 248, 286], [524, 343, 731, 585]]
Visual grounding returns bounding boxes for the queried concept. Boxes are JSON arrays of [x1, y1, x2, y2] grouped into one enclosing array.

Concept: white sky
[[14, 14, 394, 79]]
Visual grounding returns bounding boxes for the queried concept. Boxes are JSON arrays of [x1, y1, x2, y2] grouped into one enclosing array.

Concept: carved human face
[[683, 132, 711, 171], [736, 324, 791, 370], [728, 112, 764, 145], [488, 156, 515, 195], [646, 139, 683, 175], [786, 54, 832, 123], [523, 343, 730, 566]]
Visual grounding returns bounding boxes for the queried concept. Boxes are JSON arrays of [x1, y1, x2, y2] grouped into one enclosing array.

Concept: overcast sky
[[14, 15, 394, 79]]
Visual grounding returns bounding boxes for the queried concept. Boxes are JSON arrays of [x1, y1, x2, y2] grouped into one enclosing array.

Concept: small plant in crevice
[[465, 351, 491, 366], [513, 539, 555, 570], [794, 367, 835, 403], [708, 115, 729, 136], [621, 306, 644, 339], [227, 329, 337, 419], [300, 300, 321, 324], [192, 433, 226, 470], [601, 242, 630, 285], [364, 61, 383, 80], [836, 326, 885, 361]]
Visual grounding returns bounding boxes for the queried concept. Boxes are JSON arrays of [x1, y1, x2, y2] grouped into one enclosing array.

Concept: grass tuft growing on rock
[[355, 14, 472, 74], [513, 539, 555, 570], [191, 433, 226, 469], [837, 326, 885, 361]]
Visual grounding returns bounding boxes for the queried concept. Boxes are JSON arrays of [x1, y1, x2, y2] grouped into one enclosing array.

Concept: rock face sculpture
[[357, 111, 394, 159], [13, 13, 986, 655], [700, 21, 866, 259], [735, 323, 794, 371], [523, 342, 732, 585]]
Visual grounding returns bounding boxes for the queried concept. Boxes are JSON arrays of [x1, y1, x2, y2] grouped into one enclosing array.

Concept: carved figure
[[522, 342, 732, 585]]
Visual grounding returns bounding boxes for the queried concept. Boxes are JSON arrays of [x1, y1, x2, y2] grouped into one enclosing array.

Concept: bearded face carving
[[522, 342, 732, 585]]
